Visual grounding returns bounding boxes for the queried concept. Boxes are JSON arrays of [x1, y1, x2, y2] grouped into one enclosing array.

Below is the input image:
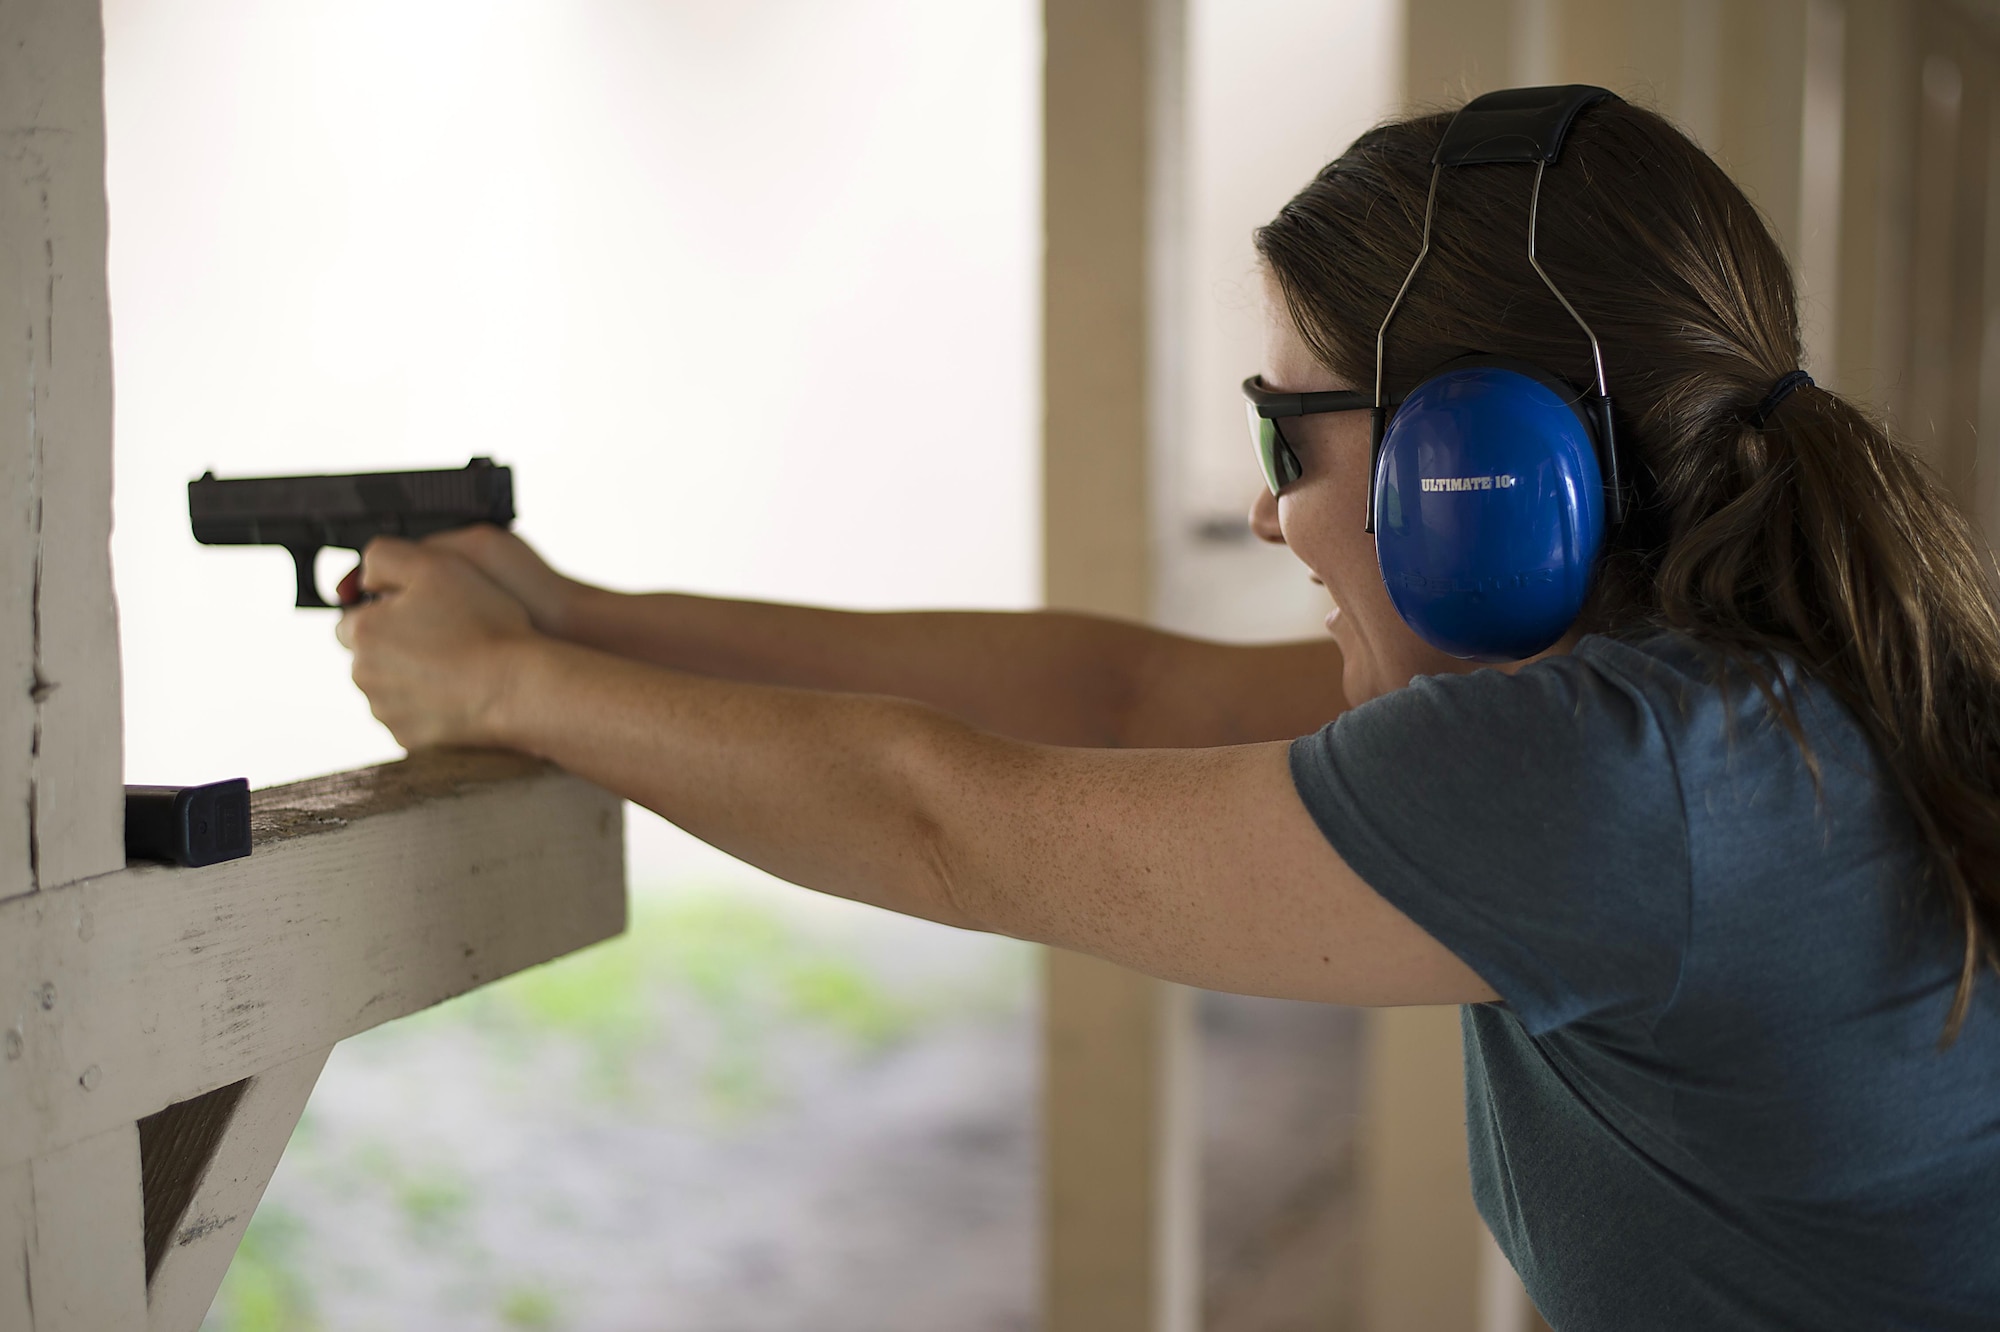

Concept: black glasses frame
[[1240, 376, 1374, 495]]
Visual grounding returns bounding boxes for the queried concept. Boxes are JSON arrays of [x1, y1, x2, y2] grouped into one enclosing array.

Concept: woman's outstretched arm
[[403, 526, 1346, 748], [338, 536, 1489, 1007]]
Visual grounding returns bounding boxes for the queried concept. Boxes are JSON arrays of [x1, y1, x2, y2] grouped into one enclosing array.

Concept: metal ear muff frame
[[1365, 84, 1626, 662]]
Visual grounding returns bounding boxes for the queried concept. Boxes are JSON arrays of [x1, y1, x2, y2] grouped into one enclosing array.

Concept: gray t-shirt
[[1289, 632, 2000, 1330]]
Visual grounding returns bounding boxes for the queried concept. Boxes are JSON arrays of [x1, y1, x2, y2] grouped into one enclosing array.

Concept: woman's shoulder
[[1366, 626, 1893, 831], [1353, 628, 1730, 760], [1563, 629, 1878, 771]]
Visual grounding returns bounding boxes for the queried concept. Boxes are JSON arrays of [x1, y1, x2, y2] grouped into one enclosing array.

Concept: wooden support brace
[[144, 1046, 334, 1332]]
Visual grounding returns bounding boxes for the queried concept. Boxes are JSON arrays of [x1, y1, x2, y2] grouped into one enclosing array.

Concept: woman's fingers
[[338, 537, 539, 749], [358, 535, 421, 595], [421, 525, 586, 636]]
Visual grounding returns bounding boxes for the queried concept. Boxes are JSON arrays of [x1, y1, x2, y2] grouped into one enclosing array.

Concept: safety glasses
[[1240, 376, 1373, 495]]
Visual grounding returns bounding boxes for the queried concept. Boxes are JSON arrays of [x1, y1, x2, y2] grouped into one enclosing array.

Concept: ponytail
[[1650, 383, 2000, 1042]]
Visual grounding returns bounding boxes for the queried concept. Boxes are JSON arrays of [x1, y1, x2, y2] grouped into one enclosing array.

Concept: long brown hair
[[1256, 99, 2000, 1043]]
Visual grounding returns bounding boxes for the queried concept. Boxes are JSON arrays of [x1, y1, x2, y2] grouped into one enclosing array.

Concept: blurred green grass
[[200, 882, 1028, 1332]]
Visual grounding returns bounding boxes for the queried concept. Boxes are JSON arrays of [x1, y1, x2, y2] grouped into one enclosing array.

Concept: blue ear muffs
[[1372, 357, 1605, 662], [1364, 84, 1627, 663]]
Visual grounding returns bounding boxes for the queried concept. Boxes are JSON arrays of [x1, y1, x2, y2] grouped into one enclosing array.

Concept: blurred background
[[90, 0, 2000, 1320], [104, 1, 1393, 1328], [107, 0, 1992, 1327]]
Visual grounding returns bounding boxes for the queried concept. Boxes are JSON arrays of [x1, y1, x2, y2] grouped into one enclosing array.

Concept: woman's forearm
[[492, 634, 988, 927], [557, 589, 1348, 748], [430, 529, 1344, 747]]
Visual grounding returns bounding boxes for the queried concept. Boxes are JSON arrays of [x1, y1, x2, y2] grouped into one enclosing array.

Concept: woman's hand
[[336, 524, 594, 637], [336, 535, 540, 750]]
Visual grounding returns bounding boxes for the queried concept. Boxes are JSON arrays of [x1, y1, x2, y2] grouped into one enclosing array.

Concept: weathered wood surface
[[19, 1124, 151, 1331], [140, 1079, 252, 1281], [0, 1160, 29, 1329], [0, 0, 125, 902], [0, 749, 626, 1173], [145, 1046, 332, 1332]]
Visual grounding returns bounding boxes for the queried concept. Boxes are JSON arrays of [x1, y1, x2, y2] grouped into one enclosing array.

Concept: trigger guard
[[286, 545, 335, 609]]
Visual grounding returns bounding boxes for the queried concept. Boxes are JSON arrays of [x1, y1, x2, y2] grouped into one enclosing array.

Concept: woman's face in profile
[[1250, 280, 1465, 705]]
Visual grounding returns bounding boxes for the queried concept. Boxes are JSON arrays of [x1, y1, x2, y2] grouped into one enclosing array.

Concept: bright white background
[[103, 0, 1397, 882], [104, 0, 1040, 885]]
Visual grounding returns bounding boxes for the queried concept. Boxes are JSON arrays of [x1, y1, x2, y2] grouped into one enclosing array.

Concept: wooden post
[[1841, 0, 2000, 537], [1042, 1, 1198, 1330], [1714, 1, 1812, 266], [2, 2, 147, 1324], [1357, 1006, 1483, 1332], [0, 0, 126, 902], [1834, 0, 1918, 415]]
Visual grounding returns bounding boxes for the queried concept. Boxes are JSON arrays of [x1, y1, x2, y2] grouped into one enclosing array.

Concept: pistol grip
[[287, 545, 333, 609]]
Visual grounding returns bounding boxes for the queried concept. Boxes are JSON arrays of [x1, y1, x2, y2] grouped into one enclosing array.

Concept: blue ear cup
[[1371, 361, 1606, 662]]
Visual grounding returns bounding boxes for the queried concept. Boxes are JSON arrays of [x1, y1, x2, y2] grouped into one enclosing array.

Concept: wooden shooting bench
[[0, 5, 627, 1328]]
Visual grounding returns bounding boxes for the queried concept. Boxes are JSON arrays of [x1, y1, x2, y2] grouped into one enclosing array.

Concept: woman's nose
[[1249, 488, 1285, 544]]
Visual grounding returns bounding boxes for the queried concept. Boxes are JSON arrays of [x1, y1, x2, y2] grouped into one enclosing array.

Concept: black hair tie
[[1750, 370, 1815, 429]]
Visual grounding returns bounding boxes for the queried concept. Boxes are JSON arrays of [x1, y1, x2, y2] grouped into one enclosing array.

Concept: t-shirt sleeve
[[1289, 654, 1691, 1035]]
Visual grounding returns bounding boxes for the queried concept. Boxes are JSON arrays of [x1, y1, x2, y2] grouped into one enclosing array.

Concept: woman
[[338, 92, 2000, 1327]]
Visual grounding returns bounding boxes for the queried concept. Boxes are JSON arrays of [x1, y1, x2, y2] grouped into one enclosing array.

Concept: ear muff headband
[[1369, 83, 1625, 532], [1367, 85, 1626, 662]]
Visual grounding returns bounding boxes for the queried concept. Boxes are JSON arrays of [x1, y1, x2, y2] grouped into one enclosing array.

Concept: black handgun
[[188, 457, 514, 608]]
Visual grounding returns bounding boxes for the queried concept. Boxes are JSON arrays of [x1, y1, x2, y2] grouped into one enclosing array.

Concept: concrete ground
[[203, 878, 1362, 1332]]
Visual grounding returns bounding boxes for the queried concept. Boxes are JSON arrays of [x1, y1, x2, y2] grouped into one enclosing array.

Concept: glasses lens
[[1245, 404, 1301, 494]]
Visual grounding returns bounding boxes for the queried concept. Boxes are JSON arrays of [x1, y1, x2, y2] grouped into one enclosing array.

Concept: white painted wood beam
[[0, 749, 626, 1173], [0, 0, 126, 901], [0, 1160, 29, 1330], [23, 1124, 151, 1330], [146, 1046, 334, 1332]]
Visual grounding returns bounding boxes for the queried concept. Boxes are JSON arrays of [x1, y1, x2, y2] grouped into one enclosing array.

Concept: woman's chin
[[1339, 654, 1386, 709]]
